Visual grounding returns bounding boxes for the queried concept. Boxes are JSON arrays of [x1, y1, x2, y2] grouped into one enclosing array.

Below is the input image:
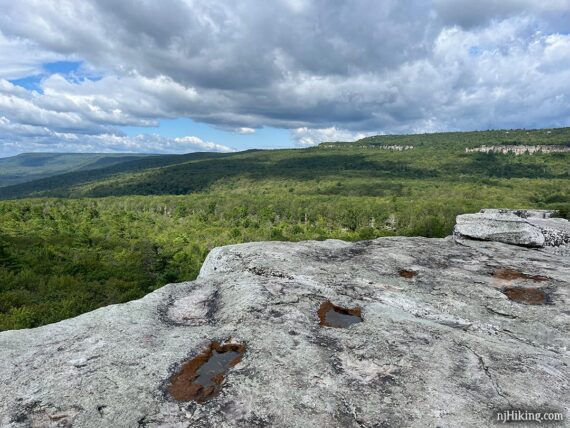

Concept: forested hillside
[[1, 128, 569, 199], [0, 151, 228, 198], [0, 153, 153, 187], [340, 127, 570, 148], [0, 127, 568, 330]]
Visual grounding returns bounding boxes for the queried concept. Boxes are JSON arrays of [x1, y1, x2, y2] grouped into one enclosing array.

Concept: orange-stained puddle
[[399, 270, 417, 279], [493, 268, 548, 282], [318, 301, 362, 328], [169, 342, 245, 402], [503, 287, 547, 305]]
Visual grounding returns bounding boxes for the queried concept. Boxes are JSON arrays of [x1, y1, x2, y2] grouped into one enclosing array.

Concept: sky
[[0, 0, 569, 157]]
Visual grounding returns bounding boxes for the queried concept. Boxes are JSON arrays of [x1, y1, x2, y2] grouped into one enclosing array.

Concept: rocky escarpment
[[465, 145, 570, 155], [0, 211, 569, 427]]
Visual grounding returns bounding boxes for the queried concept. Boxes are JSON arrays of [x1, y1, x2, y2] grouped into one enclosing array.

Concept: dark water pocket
[[318, 300, 363, 328], [169, 342, 246, 402]]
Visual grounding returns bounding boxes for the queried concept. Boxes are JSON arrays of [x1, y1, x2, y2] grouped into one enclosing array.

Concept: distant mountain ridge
[[0, 127, 568, 200], [0, 153, 154, 188], [0, 151, 230, 199]]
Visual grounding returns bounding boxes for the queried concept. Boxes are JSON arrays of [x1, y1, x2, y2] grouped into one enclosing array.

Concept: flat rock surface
[[0, 237, 569, 427], [455, 209, 570, 249]]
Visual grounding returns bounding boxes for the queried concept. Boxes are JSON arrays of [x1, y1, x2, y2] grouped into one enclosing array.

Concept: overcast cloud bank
[[0, 0, 569, 155]]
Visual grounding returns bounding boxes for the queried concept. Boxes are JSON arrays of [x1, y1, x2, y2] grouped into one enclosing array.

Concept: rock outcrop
[[465, 145, 570, 155], [1, 214, 569, 427], [454, 209, 570, 251]]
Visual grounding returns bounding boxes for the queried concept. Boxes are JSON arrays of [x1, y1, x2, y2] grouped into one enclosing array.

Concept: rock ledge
[[454, 209, 570, 250], [1, 213, 569, 427]]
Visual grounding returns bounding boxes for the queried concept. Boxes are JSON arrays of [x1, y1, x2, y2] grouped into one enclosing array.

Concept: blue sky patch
[[9, 75, 44, 93], [9, 60, 101, 92], [121, 118, 293, 150], [43, 61, 83, 75], [468, 46, 482, 57]]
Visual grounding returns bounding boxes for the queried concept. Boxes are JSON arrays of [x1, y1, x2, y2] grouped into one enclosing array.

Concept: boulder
[[0, 235, 568, 427], [454, 209, 570, 249]]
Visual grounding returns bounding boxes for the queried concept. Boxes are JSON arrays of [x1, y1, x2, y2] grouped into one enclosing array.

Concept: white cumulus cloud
[[235, 127, 256, 135], [292, 127, 373, 147]]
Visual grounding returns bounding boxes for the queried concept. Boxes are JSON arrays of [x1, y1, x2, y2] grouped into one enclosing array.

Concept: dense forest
[[0, 128, 568, 330]]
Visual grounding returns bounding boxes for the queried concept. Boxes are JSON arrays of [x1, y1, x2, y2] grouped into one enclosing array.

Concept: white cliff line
[[466, 145, 570, 155]]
